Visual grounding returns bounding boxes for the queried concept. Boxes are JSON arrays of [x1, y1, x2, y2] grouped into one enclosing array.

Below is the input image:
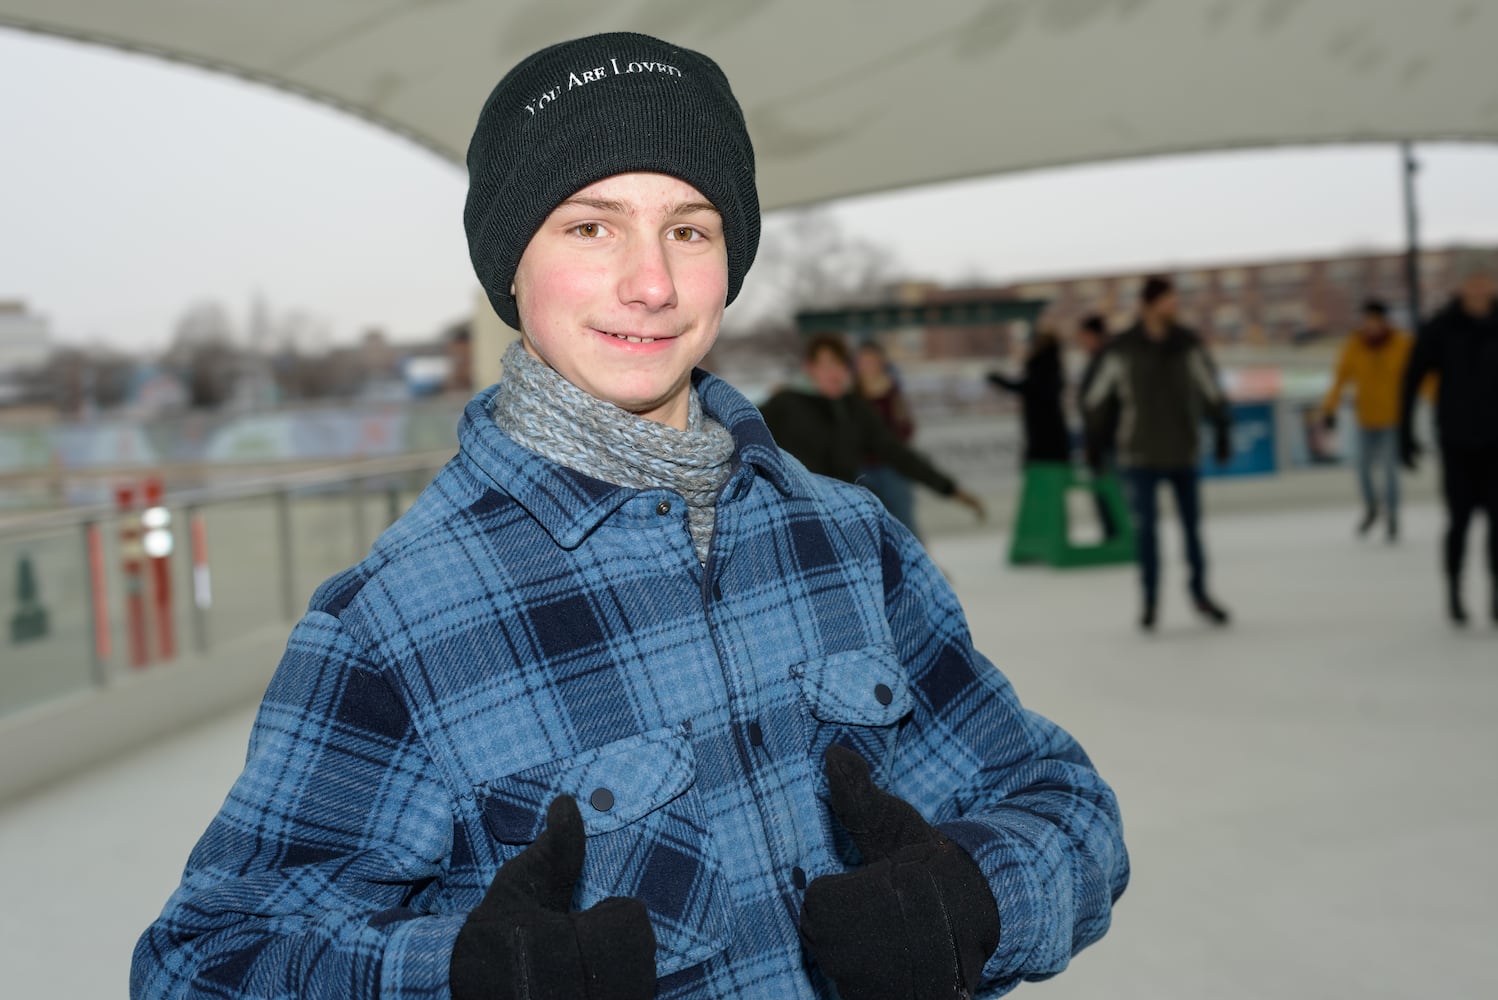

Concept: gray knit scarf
[[492, 341, 735, 563]]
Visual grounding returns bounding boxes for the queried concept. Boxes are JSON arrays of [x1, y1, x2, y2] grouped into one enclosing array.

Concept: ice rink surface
[[2, 502, 1494, 998]]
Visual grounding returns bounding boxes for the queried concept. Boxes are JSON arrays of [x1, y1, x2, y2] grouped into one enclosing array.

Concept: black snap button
[[874, 683, 894, 706], [589, 787, 614, 812], [655, 501, 672, 515], [747, 722, 763, 747], [792, 866, 807, 890]]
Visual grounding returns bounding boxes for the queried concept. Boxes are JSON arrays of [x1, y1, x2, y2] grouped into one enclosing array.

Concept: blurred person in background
[[444, 324, 474, 393], [1318, 299, 1419, 542], [1400, 250, 1498, 626], [133, 32, 1125, 1000], [1076, 313, 1113, 412], [1077, 313, 1121, 540], [762, 333, 987, 528], [986, 327, 1072, 465], [853, 339, 921, 538], [1085, 275, 1233, 631]]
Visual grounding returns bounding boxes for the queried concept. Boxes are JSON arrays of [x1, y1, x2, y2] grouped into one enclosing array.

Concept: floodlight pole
[[1401, 141, 1423, 327]]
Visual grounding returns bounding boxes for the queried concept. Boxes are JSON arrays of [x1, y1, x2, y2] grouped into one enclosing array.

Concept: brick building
[[978, 243, 1494, 350], [805, 244, 1497, 364]]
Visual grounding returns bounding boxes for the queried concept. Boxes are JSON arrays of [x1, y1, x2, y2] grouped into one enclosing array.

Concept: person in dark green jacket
[[760, 334, 986, 528], [1084, 275, 1233, 631]]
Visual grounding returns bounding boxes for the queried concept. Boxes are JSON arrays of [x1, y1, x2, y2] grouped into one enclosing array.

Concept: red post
[[87, 523, 111, 666], [115, 482, 148, 668], [143, 475, 176, 662]]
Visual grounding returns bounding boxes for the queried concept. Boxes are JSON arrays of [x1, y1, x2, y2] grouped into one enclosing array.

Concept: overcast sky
[[4, 27, 1498, 352]]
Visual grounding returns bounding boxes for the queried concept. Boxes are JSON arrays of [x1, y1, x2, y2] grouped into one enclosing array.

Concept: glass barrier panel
[[0, 525, 96, 719], [195, 496, 284, 647], [288, 484, 362, 608]]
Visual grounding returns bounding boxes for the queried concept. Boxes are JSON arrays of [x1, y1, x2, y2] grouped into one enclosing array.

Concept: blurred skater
[[762, 334, 986, 527], [1085, 275, 1233, 631], [854, 340, 922, 538], [1400, 251, 1498, 625], [1076, 314, 1121, 540], [1319, 299, 1419, 542], [987, 328, 1072, 464]]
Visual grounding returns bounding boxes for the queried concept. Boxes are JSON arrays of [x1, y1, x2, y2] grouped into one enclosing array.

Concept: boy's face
[[806, 347, 852, 398], [854, 348, 886, 384], [1144, 290, 1177, 323], [513, 172, 728, 429], [1459, 272, 1495, 316], [1360, 311, 1390, 337]]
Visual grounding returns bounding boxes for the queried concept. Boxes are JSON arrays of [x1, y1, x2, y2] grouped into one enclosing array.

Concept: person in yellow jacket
[[1320, 299, 1426, 541]]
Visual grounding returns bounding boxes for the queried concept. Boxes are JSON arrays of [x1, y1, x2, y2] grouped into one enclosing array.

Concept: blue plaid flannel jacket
[[132, 372, 1128, 999]]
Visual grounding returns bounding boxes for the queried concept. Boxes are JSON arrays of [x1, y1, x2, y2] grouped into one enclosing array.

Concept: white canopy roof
[[2, 0, 1495, 209]]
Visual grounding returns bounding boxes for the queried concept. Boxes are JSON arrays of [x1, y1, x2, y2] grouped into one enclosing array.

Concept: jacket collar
[[1121, 320, 1193, 351], [457, 369, 799, 549]]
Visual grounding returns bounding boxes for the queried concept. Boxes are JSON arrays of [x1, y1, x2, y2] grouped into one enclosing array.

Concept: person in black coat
[[761, 335, 986, 525], [987, 329, 1072, 464], [1400, 250, 1498, 625]]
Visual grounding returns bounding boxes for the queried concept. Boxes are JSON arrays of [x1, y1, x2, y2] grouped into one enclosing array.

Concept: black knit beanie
[[464, 32, 760, 330]]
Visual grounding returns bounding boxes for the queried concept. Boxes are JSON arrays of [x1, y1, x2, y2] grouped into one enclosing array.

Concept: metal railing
[[0, 451, 453, 721]]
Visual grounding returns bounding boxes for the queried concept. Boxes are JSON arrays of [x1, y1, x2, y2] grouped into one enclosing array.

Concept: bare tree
[[724, 207, 897, 337], [164, 301, 240, 409], [43, 344, 139, 413]]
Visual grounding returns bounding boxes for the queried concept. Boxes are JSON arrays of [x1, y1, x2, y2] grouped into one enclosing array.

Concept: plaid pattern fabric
[[132, 373, 1129, 999]]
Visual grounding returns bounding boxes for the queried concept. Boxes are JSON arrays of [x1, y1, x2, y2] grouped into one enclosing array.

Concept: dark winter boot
[[1139, 604, 1157, 632], [1385, 512, 1399, 544], [1192, 592, 1232, 626], [1356, 506, 1379, 538], [1448, 577, 1469, 626]]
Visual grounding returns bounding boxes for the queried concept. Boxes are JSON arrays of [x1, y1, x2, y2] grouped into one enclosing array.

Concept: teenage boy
[[134, 32, 1127, 1000]]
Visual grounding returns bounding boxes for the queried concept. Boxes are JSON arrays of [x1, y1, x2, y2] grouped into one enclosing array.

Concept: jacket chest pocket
[[475, 726, 731, 979], [792, 646, 914, 788]]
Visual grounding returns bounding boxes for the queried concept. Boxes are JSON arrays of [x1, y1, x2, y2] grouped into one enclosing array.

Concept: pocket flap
[[478, 726, 694, 843], [791, 646, 913, 726]]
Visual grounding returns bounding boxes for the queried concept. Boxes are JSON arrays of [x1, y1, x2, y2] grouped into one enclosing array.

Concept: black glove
[[1321, 412, 1338, 432], [800, 745, 1001, 1000], [1214, 424, 1233, 466], [1400, 431, 1421, 471], [450, 796, 657, 1000]]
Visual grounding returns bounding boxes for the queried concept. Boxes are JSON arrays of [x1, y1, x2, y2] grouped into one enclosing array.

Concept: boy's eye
[[670, 226, 700, 242], [574, 222, 604, 238]]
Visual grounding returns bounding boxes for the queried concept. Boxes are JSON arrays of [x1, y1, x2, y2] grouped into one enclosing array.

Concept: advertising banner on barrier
[[1201, 401, 1278, 478], [1289, 402, 1346, 468]]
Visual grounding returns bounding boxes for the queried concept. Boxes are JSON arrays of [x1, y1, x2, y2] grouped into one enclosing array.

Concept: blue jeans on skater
[[1356, 426, 1399, 521], [1125, 467, 1207, 609], [859, 464, 920, 540]]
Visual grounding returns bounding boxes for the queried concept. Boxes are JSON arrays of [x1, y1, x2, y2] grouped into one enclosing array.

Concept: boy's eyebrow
[[560, 196, 632, 215], [558, 196, 721, 218], [670, 201, 721, 218]]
